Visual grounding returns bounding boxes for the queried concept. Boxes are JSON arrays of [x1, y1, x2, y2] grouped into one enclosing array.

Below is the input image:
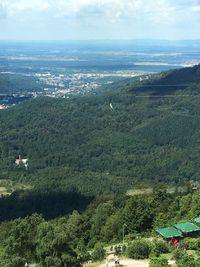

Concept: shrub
[[149, 257, 169, 267], [78, 250, 91, 262], [126, 240, 150, 259], [122, 244, 127, 255], [150, 240, 169, 257], [10, 257, 27, 267], [183, 238, 200, 250], [172, 248, 186, 261], [195, 257, 200, 267], [45, 256, 62, 267], [114, 245, 122, 256], [91, 243, 106, 261], [176, 254, 196, 267], [126, 233, 138, 241]]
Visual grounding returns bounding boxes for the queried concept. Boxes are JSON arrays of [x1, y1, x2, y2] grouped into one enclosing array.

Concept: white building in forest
[[15, 155, 29, 169]]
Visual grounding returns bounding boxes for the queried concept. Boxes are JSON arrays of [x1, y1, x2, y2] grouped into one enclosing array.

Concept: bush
[[91, 243, 106, 261], [149, 257, 169, 267], [45, 256, 62, 267], [150, 240, 169, 257], [127, 240, 150, 259], [126, 233, 138, 241], [114, 245, 122, 256], [195, 257, 200, 267], [183, 238, 200, 250], [176, 254, 196, 267], [172, 248, 186, 261], [78, 250, 91, 262], [122, 244, 127, 255], [10, 257, 27, 267]]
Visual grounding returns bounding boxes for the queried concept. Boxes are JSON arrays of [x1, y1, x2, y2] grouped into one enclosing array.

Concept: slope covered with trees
[[0, 64, 200, 196], [0, 73, 44, 94], [1, 188, 200, 266], [0, 64, 200, 266]]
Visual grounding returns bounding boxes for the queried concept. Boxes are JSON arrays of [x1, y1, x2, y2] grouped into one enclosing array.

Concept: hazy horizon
[[1, 38, 200, 43]]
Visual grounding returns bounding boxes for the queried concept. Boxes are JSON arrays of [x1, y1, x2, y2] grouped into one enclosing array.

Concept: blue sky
[[0, 0, 200, 40]]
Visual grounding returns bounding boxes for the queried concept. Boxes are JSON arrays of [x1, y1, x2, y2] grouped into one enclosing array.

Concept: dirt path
[[98, 259, 175, 267], [99, 259, 149, 267]]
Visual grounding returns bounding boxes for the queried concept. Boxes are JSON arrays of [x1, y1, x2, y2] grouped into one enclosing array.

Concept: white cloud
[[1, 0, 199, 22], [192, 5, 200, 12], [0, 1, 7, 18], [2, 0, 50, 16], [0, 0, 199, 39]]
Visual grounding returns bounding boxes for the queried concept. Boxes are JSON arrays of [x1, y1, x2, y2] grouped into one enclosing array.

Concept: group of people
[[114, 258, 120, 267], [105, 257, 120, 267]]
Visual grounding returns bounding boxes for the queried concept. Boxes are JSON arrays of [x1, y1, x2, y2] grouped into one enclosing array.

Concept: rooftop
[[194, 217, 200, 224], [174, 222, 200, 233], [156, 227, 182, 239]]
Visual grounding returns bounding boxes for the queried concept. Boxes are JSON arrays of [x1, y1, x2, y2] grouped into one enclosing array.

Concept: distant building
[[156, 222, 200, 245], [174, 222, 200, 238], [15, 155, 29, 169], [110, 103, 114, 110]]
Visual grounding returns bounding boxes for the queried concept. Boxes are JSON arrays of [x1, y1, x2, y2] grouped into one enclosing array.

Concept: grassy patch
[[84, 261, 102, 267], [127, 188, 153, 196], [0, 179, 32, 197], [0, 186, 9, 196]]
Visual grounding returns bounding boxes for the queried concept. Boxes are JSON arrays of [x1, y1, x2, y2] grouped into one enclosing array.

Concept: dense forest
[[0, 73, 44, 94], [0, 65, 200, 195], [1, 188, 200, 266], [1, 64, 200, 266]]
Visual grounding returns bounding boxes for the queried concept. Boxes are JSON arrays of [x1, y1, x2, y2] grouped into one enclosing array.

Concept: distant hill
[[0, 73, 44, 94], [0, 64, 200, 195], [99, 64, 200, 95], [134, 64, 200, 94], [158, 63, 200, 84]]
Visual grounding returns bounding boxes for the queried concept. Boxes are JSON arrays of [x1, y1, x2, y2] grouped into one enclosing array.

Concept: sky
[[0, 0, 200, 40]]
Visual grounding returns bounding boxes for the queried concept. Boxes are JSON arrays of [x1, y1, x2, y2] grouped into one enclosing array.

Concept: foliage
[[176, 254, 197, 267], [4, 214, 44, 261], [150, 240, 169, 257], [121, 197, 154, 232], [114, 245, 122, 256], [1, 65, 200, 197], [183, 238, 200, 250], [0, 189, 92, 221], [149, 257, 169, 267], [0, 73, 44, 94], [126, 239, 150, 259], [0, 64, 200, 264], [91, 243, 106, 261], [172, 249, 187, 261], [1, 190, 200, 264]]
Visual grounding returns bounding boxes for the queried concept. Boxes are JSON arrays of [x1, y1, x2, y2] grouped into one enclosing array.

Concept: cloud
[[192, 5, 200, 12], [1, 0, 200, 22], [0, 1, 7, 19], [2, 0, 50, 16], [0, 0, 199, 40]]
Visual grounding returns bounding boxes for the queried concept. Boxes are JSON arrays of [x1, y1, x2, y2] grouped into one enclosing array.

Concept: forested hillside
[[1, 188, 200, 266], [0, 73, 44, 94], [1, 64, 200, 266], [0, 64, 200, 196]]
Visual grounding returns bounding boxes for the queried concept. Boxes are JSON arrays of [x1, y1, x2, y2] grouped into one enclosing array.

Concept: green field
[[0, 180, 32, 197]]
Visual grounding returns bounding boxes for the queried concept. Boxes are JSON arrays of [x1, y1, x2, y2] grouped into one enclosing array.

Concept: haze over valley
[[1, 40, 200, 109]]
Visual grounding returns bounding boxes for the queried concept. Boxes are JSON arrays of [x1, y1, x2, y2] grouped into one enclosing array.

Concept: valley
[[0, 41, 200, 267], [0, 40, 199, 99]]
